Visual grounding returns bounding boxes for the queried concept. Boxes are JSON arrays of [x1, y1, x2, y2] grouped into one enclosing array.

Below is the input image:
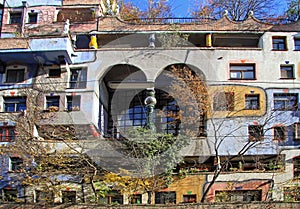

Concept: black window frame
[[229, 64, 256, 80], [273, 93, 298, 111], [155, 191, 176, 204], [5, 68, 25, 83], [248, 125, 264, 142], [273, 126, 286, 141], [245, 94, 260, 110], [280, 65, 294, 79], [293, 157, 300, 179], [294, 38, 300, 51], [62, 191, 76, 203], [3, 96, 27, 112], [28, 12, 38, 23], [46, 96, 60, 110], [272, 36, 287, 51], [48, 68, 61, 78], [10, 157, 23, 171], [9, 11, 22, 24]]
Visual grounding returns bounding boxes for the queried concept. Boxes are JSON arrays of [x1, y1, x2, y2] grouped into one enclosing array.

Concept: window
[[5, 69, 25, 83], [280, 65, 294, 79], [294, 123, 300, 140], [245, 95, 259, 110], [274, 93, 298, 111], [213, 92, 234, 111], [66, 96, 80, 111], [230, 64, 255, 80], [4, 97, 26, 112], [9, 157, 23, 171], [0, 126, 15, 142], [28, 13, 37, 23], [183, 194, 196, 203], [284, 187, 300, 201], [62, 191, 76, 203], [9, 12, 22, 24], [3, 188, 18, 202], [248, 125, 263, 141], [293, 157, 300, 179], [131, 194, 142, 204], [215, 190, 262, 202], [272, 36, 287, 50], [36, 190, 54, 203], [46, 96, 60, 111], [48, 68, 61, 78], [98, 190, 123, 204], [155, 192, 176, 204], [273, 126, 286, 141], [294, 38, 300, 51], [69, 68, 87, 89]]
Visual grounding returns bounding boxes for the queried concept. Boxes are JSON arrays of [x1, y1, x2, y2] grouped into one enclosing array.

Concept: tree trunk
[[147, 191, 153, 204]]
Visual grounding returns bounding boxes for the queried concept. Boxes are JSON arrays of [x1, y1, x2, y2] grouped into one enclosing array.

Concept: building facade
[[0, 0, 300, 204]]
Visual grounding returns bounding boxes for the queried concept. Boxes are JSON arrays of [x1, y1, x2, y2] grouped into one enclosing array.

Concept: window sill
[[279, 77, 296, 80]]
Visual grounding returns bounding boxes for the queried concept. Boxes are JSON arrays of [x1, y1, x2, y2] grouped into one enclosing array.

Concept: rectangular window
[[6, 69, 25, 83], [9, 12, 22, 24], [230, 64, 255, 80], [213, 92, 234, 111], [69, 68, 87, 89], [293, 157, 300, 179], [273, 126, 286, 141], [36, 190, 54, 203], [245, 95, 259, 110], [4, 97, 26, 112], [294, 123, 300, 140], [183, 194, 197, 203], [48, 68, 61, 78], [272, 37, 287, 50], [280, 65, 294, 79], [28, 13, 37, 23], [284, 187, 300, 201], [155, 192, 176, 204], [0, 126, 15, 142], [66, 96, 80, 111], [248, 125, 263, 141], [274, 93, 298, 111], [3, 188, 18, 202], [131, 194, 142, 204], [46, 96, 60, 111], [62, 191, 76, 203], [294, 38, 300, 51], [9, 157, 23, 171], [215, 190, 262, 202]]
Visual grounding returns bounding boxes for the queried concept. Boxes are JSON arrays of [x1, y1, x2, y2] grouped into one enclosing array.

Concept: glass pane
[[243, 71, 255, 79]]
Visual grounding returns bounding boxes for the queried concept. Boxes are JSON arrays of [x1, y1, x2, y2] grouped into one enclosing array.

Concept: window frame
[[28, 12, 38, 23], [293, 156, 300, 179], [66, 95, 81, 111], [213, 92, 235, 111], [3, 96, 27, 112], [245, 94, 260, 110], [9, 157, 23, 171], [294, 38, 300, 51], [280, 65, 294, 79], [273, 93, 298, 111], [0, 125, 15, 142], [273, 126, 286, 141], [69, 68, 87, 89], [5, 67, 25, 83], [229, 63, 256, 80], [9, 11, 22, 24], [294, 123, 300, 140], [248, 124, 264, 141], [48, 68, 61, 78], [272, 36, 287, 51], [45, 96, 60, 111]]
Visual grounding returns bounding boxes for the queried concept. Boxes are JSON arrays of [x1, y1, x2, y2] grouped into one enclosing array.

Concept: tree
[[192, 0, 285, 21], [286, 0, 300, 22], [119, 0, 172, 22]]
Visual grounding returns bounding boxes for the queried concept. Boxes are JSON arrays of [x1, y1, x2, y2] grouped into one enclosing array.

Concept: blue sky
[[123, 0, 194, 17]]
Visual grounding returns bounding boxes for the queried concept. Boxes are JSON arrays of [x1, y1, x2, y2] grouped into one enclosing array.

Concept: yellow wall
[[207, 85, 266, 118], [166, 175, 205, 203]]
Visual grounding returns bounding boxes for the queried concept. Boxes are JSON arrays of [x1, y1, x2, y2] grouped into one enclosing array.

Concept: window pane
[[230, 64, 255, 80], [295, 39, 300, 50]]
